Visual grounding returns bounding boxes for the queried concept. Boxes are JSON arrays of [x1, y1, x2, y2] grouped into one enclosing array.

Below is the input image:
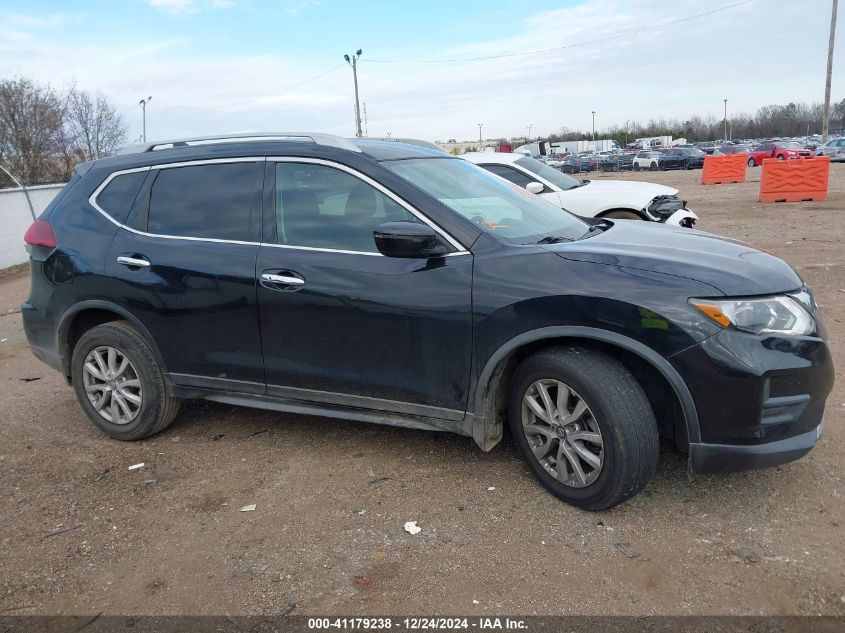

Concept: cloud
[[4, 12, 66, 28], [0, 0, 839, 143], [145, 0, 233, 16]]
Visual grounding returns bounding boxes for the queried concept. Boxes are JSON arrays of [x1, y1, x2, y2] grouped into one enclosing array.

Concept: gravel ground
[[0, 165, 843, 616]]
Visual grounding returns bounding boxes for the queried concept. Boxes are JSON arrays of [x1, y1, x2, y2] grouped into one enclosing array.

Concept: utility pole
[[527, 123, 533, 142], [591, 111, 596, 141], [723, 99, 728, 141], [625, 120, 630, 146], [139, 96, 152, 143], [477, 123, 483, 146], [823, 0, 839, 143], [344, 50, 364, 137]]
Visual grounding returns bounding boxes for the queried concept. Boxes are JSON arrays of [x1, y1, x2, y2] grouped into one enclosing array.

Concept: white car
[[816, 138, 845, 161], [632, 151, 662, 171], [462, 152, 698, 226]]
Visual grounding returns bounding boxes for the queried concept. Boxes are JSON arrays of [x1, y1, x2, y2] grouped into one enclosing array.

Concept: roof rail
[[116, 132, 362, 155], [356, 137, 447, 152]]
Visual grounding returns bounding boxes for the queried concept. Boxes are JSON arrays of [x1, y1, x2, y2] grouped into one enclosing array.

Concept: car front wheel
[[71, 321, 180, 440], [508, 346, 659, 511], [633, 163, 640, 171], [747, 158, 756, 167]]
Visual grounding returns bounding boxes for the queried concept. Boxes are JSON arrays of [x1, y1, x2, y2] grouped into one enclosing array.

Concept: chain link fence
[[0, 183, 65, 270]]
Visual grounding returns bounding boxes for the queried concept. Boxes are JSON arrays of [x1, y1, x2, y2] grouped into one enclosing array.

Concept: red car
[[747, 141, 813, 166]]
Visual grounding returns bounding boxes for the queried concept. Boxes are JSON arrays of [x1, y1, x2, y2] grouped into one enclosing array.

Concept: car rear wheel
[[683, 160, 691, 170], [508, 346, 659, 511], [633, 163, 640, 171], [651, 162, 659, 171], [71, 321, 180, 440]]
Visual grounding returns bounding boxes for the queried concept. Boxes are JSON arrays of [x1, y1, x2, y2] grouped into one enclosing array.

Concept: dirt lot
[[1, 165, 843, 617]]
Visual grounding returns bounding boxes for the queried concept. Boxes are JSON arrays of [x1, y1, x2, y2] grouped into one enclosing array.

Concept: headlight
[[646, 195, 684, 216], [690, 295, 815, 335]]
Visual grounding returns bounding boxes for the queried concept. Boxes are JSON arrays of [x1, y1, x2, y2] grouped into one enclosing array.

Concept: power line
[[365, 0, 756, 64], [172, 63, 346, 111]]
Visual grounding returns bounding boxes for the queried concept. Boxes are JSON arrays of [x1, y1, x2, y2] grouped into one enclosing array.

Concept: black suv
[[22, 133, 834, 510]]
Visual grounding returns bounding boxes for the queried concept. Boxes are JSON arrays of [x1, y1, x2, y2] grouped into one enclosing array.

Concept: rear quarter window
[[95, 171, 147, 224]]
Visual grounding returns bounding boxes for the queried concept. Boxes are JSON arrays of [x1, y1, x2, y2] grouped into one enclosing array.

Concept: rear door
[[255, 158, 473, 420], [102, 158, 265, 393]]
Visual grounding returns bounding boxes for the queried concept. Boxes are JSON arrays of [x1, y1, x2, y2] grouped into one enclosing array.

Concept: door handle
[[117, 255, 150, 268], [261, 273, 304, 286]]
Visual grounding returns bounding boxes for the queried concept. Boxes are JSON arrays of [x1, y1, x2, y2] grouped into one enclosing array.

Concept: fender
[[468, 326, 701, 451], [56, 299, 169, 379]]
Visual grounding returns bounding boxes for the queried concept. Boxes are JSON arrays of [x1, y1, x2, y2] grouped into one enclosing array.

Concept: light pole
[[386, 131, 392, 138], [139, 96, 152, 143], [527, 123, 533, 142], [723, 99, 728, 142], [477, 123, 483, 146], [344, 49, 364, 137], [591, 111, 596, 141], [822, 0, 839, 143], [625, 120, 630, 146]]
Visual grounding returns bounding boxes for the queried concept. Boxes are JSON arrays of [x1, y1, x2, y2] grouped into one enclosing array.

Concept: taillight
[[23, 220, 57, 249]]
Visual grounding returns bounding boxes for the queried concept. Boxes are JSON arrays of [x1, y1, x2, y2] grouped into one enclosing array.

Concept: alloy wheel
[[521, 379, 604, 488], [82, 346, 142, 424]]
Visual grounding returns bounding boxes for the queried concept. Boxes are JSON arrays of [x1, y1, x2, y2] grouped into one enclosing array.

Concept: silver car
[[816, 138, 845, 161]]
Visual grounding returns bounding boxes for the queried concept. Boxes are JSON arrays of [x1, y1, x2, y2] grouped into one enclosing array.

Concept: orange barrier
[[700, 153, 747, 185], [759, 156, 830, 203]]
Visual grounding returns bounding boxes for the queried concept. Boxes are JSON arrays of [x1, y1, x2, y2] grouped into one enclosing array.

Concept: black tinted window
[[97, 171, 147, 224], [482, 164, 535, 187], [147, 163, 256, 241], [275, 163, 419, 253]]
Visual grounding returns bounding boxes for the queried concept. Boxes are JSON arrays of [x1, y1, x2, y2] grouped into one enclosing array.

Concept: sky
[[0, 0, 841, 143]]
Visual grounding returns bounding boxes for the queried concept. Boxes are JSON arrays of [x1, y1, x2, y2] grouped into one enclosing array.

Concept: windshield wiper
[[536, 235, 574, 244], [579, 219, 613, 239]]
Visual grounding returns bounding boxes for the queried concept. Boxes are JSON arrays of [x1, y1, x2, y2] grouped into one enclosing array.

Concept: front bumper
[[669, 326, 834, 475], [663, 209, 698, 227], [689, 423, 822, 473]]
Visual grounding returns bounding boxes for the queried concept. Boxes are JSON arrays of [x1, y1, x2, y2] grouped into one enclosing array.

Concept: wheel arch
[[469, 326, 700, 452], [57, 301, 168, 381], [597, 208, 648, 220]]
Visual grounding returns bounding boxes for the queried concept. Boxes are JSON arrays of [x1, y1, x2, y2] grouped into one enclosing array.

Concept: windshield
[[384, 157, 588, 244], [515, 156, 582, 190], [780, 142, 802, 149]]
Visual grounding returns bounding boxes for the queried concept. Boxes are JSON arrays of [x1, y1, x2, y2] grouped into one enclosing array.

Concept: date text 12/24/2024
[[307, 618, 528, 630]]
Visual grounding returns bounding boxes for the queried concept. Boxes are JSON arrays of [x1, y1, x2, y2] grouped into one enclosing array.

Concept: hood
[[544, 220, 803, 296], [568, 179, 678, 209]]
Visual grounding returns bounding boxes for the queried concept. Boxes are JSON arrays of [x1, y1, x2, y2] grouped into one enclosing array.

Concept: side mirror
[[373, 222, 445, 258], [525, 181, 544, 194]]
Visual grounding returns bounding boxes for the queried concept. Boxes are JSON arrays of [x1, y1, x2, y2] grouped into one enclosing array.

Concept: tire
[[650, 162, 659, 171], [71, 321, 180, 440], [633, 163, 640, 171], [747, 157, 756, 167], [508, 346, 659, 511], [777, 154, 785, 160], [602, 210, 643, 220], [683, 160, 690, 170]]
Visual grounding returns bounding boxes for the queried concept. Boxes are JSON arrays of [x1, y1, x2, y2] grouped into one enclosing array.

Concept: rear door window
[[481, 164, 535, 188], [146, 162, 258, 241]]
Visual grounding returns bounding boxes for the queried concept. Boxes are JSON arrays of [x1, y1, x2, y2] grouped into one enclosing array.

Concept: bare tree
[[66, 89, 127, 161], [0, 77, 64, 184]]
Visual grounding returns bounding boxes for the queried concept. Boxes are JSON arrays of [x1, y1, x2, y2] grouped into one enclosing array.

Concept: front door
[[256, 158, 473, 420]]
